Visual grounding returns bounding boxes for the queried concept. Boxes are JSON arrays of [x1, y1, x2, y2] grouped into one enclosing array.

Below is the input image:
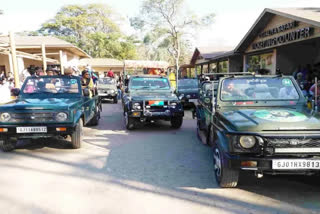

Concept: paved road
[[1, 102, 320, 214]]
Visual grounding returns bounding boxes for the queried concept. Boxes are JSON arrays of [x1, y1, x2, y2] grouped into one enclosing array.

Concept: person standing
[[107, 69, 114, 78], [81, 70, 94, 97], [0, 78, 11, 103]]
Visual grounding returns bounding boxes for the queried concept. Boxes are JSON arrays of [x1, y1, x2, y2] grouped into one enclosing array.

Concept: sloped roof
[[80, 58, 123, 67], [0, 36, 90, 58], [235, 7, 320, 52], [124, 60, 169, 69], [190, 46, 234, 65]]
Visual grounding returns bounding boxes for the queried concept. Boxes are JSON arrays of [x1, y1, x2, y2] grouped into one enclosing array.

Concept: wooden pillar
[[59, 50, 64, 75], [9, 32, 20, 88], [8, 53, 14, 75], [41, 43, 47, 73], [243, 55, 247, 72]]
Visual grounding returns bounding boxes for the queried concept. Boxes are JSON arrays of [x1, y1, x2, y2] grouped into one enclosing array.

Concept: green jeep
[[0, 75, 101, 152], [122, 75, 184, 130], [196, 73, 320, 188]]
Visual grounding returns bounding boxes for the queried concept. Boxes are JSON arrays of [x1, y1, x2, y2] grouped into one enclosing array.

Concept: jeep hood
[[98, 84, 116, 90], [178, 88, 198, 94], [0, 98, 81, 110], [129, 91, 178, 101], [220, 108, 320, 132]]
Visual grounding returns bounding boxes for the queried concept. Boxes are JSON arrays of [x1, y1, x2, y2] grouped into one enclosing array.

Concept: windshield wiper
[[27, 91, 57, 95]]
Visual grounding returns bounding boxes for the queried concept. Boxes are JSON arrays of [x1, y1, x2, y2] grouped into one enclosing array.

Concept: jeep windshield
[[21, 76, 80, 97], [221, 77, 300, 101], [178, 79, 198, 89], [129, 77, 170, 90], [98, 78, 115, 85]]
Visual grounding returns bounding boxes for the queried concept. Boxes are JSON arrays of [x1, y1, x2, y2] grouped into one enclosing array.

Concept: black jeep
[[196, 73, 320, 187], [122, 75, 184, 130]]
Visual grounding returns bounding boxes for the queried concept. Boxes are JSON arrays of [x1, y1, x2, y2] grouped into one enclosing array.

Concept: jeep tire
[[171, 116, 183, 129], [125, 112, 134, 130], [213, 145, 239, 188], [88, 106, 100, 126], [113, 97, 118, 104], [71, 119, 83, 149], [0, 137, 16, 152]]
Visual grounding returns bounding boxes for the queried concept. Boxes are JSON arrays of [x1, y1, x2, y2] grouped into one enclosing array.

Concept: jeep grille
[[11, 112, 55, 122]]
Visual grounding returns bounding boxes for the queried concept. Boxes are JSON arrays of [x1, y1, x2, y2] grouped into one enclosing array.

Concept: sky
[[0, 0, 319, 49]]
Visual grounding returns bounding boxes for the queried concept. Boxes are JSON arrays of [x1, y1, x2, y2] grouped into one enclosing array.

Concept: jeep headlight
[[109, 89, 115, 94], [132, 102, 141, 110], [55, 112, 68, 122], [170, 102, 177, 108], [0, 112, 11, 122], [239, 136, 256, 149]]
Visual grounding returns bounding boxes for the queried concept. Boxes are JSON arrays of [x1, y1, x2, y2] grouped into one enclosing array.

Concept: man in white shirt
[[279, 85, 299, 99], [0, 79, 12, 104]]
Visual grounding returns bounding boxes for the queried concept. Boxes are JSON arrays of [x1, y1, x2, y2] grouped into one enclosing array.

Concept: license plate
[[149, 101, 164, 106], [272, 159, 320, 169], [16, 127, 47, 133]]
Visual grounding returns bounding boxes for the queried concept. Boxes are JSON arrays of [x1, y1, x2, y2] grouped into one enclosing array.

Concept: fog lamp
[[132, 112, 140, 117], [241, 161, 257, 167], [56, 127, 67, 131], [0, 128, 8, 132]]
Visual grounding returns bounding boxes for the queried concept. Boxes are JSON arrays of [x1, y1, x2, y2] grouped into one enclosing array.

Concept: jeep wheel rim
[[213, 148, 221, 177]]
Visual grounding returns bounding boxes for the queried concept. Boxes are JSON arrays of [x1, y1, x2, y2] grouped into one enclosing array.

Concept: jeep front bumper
[[223, 152, 320, 174], [0, 123, 76, 139]]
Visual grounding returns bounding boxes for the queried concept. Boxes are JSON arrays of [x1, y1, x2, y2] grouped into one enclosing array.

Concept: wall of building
[[276, 38, 320, 75], [0, 55, 10, 75], [229, 55, 243, 73], [246, 15, 320, 53]]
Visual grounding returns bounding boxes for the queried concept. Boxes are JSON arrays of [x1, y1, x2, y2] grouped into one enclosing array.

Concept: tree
[[131, 0, 214, 83], [38, 4, 137, 60]]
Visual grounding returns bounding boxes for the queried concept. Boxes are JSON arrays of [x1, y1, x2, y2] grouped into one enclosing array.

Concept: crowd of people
[[2, 62, 320, 104], [293, 64, 320, 98]]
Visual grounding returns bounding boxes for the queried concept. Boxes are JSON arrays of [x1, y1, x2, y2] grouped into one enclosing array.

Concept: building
[[236, 8, 320, 75], [190, 46, 242, 75], [0, 35, 90, 78], [191, 8, 320, 76], [79, 58, 124, 76]]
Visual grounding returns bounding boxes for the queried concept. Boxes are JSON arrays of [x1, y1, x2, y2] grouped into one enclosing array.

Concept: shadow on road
[[2, 103, 320, 213]]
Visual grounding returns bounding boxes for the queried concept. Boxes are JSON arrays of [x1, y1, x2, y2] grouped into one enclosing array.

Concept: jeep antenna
[[315, 76, 318, 112]]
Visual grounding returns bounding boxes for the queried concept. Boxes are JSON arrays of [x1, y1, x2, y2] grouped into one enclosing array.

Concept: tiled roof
[[80, 58, 123, 67], [0, 36, 90, 58], [0, 36, 72, 47], [270, 8, 320, 26], [124, 60, 169, 69], [190, 46, 235, 65]]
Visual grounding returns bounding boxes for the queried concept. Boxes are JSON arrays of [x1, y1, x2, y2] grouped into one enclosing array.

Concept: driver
[[279, 85, 299, 99], [221, 81, 246, 99]]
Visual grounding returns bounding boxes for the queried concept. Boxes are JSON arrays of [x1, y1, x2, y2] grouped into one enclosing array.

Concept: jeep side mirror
[[11, 88, 20, 96], [83, 88, 90, 97]]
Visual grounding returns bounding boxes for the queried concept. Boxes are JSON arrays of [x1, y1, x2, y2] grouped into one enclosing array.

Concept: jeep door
[[198, 82, 213, 130], [82, 93, 96, 124]]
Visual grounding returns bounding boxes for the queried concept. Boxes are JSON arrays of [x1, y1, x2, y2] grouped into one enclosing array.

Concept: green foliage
[[38, 4, 136, 60], [131, 0, 214, 70]]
